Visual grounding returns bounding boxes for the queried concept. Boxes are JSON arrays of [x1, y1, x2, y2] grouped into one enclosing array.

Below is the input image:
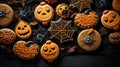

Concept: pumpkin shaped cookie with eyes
[[13, 41, 39, 60], [41, 40, 59, 62], [34, 2, 54, 26], [15, 19, 32, 40], [101, 10, 120, 31], [56, 3, 70, 18]]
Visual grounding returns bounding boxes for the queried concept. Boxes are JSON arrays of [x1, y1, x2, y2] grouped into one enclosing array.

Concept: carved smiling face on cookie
[[41, 40, 59, 62], [15, 19, 32, 40], [101, 10, 120, 30]]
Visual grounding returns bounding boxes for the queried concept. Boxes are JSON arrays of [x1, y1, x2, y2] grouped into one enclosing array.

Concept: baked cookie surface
[[77, 29, 101, 51], [0, 3, 14, 27]]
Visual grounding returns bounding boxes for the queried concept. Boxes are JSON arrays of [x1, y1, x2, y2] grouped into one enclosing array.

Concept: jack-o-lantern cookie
[[13, 41, 39, 60], [0, 3, 14, 27], [77, 29, 101, 51], [15, 19, 32, 40], [109, 32, 120, 45], [74, 10, 99, 29], [0, 28, 16, 45], [41, 40, 59, 62], [45, 0, 57, 4], [112, 0, 120, 12], [101, 10, 120, 31], [34, 2, 54, 26], [56, 3, 70, 18]]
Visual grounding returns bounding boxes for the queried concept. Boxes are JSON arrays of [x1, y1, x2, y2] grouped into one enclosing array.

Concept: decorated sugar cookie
[[56, 3, 70, 18], [41, 40, 59, 62], [101, 10, 120, 31], [34, 2, 54, 26], [77, 29, 101, 51], [13, 41, 39, 60], [15, 19, 32, 40], [0, 3, 14, 27]]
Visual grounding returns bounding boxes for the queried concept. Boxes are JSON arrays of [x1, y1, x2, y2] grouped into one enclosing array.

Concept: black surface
[[0, 55, 120, 67]]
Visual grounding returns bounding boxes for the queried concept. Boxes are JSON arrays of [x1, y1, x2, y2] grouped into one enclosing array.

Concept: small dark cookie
[[109, 32, 120, 45]]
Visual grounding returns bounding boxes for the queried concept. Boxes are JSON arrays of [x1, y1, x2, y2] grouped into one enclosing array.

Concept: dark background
[[0, 0, 120, 67]]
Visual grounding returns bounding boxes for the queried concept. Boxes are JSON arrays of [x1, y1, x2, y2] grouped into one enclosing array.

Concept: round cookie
[[15, 19, 32, 40], [56, 3, 70, 18], [34, 2, 54, 26], [0, 28, 16, 45], [13, 41, 39, 60], [112, 0, 120, 12], [77, 29, 101, 51], [101, 10, 120, 30], [0, 3, 14, 27], [109, 32, 120, 45], [74, 10, 99, 29], [41, 40, 59, 62]]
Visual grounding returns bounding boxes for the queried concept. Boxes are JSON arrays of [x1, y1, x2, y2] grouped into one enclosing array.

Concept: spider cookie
[[34, 2, 54, 26], [0, 28, 16, 45], [77, 29, 101, 51], [101, 10, 120, 31], [15, 19, 32, 40], [13, 41, 39, 60], [74, 10, 99, 29], [0, 3, 14, 27], [112, 0, 120, 12], [109, 32, 120, 45], [56, 3, 70, 18], [41, 40, 59, 62]]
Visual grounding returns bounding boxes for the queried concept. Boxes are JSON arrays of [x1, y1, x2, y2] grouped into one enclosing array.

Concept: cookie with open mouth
[[15, 19, 32, 40], [56, 3, 70, 18]]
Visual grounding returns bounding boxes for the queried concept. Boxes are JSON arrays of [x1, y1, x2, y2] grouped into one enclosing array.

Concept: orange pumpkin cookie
[[41, 40, 59, 62], [109, 32, 120, 45], [74, 10, 99, 29], [77, 29, 101, 51], [0, 3, 14, 27], [56, 3, 70, 18], [45, 0, 57, 4], [13, 41, 39, 60], [34, 2, 54, 26], [15, 19, 32, 40], [101, 10, 120, 31], [112, 0, 120, 12], [0, 28, 16, 45]]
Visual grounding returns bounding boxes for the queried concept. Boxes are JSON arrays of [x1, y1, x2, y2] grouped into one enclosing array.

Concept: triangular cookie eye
[[46, 10, 50, 13]]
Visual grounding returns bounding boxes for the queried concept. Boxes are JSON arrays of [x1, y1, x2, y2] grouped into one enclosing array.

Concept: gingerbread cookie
[[0, 28, 16, 45], [56, 3, 70, 18], [0, 3, 14, 27], [112, 0, 120, 12], [48, 18, 75, 44], [101, 10, 120, 31], [109, 32, 120, 45], [74, 10, 99, 29], [34, 2, 54, 26], [15, 19, 32, 40], [13, 41, 39, 60], [41, 40, 59, 62], [77, 29, 101, 51]]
